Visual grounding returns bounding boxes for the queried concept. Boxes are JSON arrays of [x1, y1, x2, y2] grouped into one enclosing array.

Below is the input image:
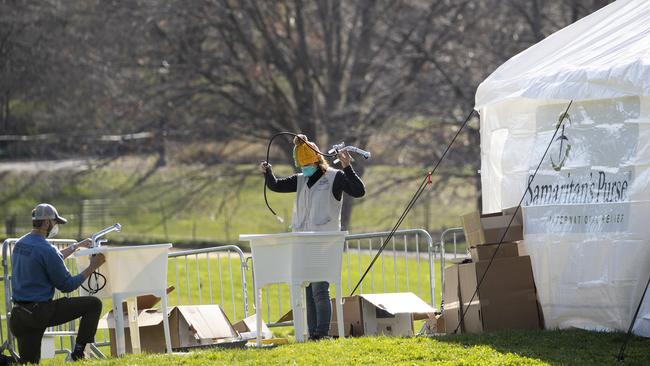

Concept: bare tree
[[119, 0, 488, 228]]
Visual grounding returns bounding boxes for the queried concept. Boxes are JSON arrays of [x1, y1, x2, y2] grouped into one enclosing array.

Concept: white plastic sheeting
[[474, 0, 650, 336], [475, 0, 650, 110]]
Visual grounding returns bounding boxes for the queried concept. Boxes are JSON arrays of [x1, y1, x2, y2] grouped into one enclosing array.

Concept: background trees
[[0, 0, 613, 232]]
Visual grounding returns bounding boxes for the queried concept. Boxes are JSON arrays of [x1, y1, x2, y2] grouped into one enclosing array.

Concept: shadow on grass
[[435, 329, 650, 366]]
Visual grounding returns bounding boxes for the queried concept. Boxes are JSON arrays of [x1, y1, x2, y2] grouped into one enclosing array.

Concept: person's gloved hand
[[338, 151, 352, 168], [259, 161, 272, 174]]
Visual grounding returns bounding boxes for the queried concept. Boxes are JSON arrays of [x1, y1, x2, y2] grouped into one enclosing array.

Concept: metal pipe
[[404, 235, 409, 291], [195, 254, 202, 304], [207, 252, 213, 304], [90, 223, 121, 248], [439, 227, 464, 310]]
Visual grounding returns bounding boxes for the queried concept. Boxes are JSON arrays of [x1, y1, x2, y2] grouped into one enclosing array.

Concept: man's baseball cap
[[32, 203, 68, 224]]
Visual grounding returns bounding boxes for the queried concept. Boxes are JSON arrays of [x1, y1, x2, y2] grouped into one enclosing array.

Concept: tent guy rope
[[350, 109, 477, 296]]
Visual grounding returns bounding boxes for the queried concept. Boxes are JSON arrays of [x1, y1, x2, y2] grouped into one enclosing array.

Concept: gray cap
[[32, 203, 67, 224]]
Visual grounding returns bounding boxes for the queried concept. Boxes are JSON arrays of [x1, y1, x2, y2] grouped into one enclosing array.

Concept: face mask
[[301, 165, 318, 177], [47, 222, 59, 238]]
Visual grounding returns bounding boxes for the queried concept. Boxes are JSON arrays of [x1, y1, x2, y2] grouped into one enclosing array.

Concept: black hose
[[80, 270, 106, 295]]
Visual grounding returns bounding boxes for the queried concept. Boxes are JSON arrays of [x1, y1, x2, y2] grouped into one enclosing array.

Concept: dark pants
[[9, 296, 102, 364], [306, 281, 331, 337]]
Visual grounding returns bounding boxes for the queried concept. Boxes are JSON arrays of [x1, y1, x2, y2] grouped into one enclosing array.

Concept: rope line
[[350, 109, 477, 296]]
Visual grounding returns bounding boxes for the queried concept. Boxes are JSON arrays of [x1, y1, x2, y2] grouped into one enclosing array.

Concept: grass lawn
[[3, 242, 650, 365], [39, 329, 650, 366], [8, 253, 650, 366], [0, 251, 443, 353]]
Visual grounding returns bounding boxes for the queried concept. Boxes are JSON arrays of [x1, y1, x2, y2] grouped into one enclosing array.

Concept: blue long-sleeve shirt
[[11, 233, 84, 302]]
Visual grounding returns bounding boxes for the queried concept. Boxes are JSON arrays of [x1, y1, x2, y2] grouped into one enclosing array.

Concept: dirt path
[[0, 159, 92, 172]]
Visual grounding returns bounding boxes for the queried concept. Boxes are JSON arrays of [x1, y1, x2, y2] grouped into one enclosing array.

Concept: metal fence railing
[[2, 228, 454, 358], [167, 246, 249, 320], [440, 227, 467, 260], [0, 239, 250, 360]]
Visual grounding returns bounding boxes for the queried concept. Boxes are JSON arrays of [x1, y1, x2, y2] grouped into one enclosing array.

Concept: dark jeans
[[306, 281, 330, 337], [9, 296, 102, 364]]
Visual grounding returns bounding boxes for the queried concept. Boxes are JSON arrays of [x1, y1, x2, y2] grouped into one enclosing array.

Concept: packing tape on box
[[444, 301, 461, 310], [463, 290, 538, 308], [462, 300, 481, 307]]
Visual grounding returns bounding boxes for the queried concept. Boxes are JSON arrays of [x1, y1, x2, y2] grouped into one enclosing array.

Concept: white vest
[[291, 168, 342, 232]]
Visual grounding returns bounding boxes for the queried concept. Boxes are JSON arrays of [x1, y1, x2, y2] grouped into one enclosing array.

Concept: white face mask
[[47, 223, 59, 238]]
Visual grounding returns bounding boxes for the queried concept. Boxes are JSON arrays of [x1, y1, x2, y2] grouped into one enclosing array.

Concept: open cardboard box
[[232, 314, 273, 340], [461, 207, 523, 246], [329, 292, 435, 337], [119, 286, 175, 313], [279, 292, 435, 337], [421, 313, 445, 335], [99, 304, 239, 355]]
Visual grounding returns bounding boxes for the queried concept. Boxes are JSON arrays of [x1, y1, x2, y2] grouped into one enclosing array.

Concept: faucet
[[90, 223, 122, 248]]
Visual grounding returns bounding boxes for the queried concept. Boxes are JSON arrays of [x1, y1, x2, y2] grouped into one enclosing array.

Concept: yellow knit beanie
[[293, 135, 320, 167]]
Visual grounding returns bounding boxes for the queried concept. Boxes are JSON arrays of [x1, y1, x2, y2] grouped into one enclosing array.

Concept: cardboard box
[[421, 313, 445, 335], [233, 314, 273, 340], [436, 313, 445, 333], [328, 293, 435, 337], [329, 296, 362, 337], [280, 293, 435, 337], [99, 305, 239, 355], [458, 256, 540, 333], [420, 313, 445, 335], [461, 207, 523, 246], [469, 242, 519, 262], [360, 293, 435, 337], [120, 286, 175, 313], [443, 265, 463, 334]]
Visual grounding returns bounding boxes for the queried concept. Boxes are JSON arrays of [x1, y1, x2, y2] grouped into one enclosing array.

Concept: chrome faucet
[[90, 223, 121, 248]]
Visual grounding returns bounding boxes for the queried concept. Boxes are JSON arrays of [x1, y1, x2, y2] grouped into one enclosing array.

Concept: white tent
[[474, 0, 650, 335]]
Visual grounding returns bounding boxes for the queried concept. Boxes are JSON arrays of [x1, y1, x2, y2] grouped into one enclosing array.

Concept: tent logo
[[551, 111, 572, 171]]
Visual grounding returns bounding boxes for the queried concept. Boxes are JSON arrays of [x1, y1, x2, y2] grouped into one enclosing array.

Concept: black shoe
[[0, 354, 17, 365], [70, 351, 84, 361], [308, 334, 332, 341]]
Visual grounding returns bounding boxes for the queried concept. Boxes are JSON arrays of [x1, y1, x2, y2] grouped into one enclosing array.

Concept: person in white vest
[[259, 134, 365, 339]]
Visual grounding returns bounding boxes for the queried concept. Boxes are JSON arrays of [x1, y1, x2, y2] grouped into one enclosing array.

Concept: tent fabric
[[475, 0, 650, 110], [473, 0, 650, 337]]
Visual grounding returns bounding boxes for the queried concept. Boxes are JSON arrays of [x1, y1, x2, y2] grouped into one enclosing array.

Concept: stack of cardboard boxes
[[443, 207, 542, 334]]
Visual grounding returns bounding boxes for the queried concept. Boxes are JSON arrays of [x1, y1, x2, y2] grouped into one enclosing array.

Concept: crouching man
[[10, 203, 106, 364]]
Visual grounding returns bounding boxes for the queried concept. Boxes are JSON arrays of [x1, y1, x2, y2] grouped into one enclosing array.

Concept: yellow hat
[[294, 143, 320, 167]]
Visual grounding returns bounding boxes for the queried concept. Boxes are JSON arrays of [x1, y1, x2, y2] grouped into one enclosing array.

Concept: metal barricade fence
[[260, 229, 443, 327], [92, 245, 249, 351], [1, 239, 250, 359], [167, 246, 249, 320], [440, 227, 467, 260], [2, 230, 449, 356]]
